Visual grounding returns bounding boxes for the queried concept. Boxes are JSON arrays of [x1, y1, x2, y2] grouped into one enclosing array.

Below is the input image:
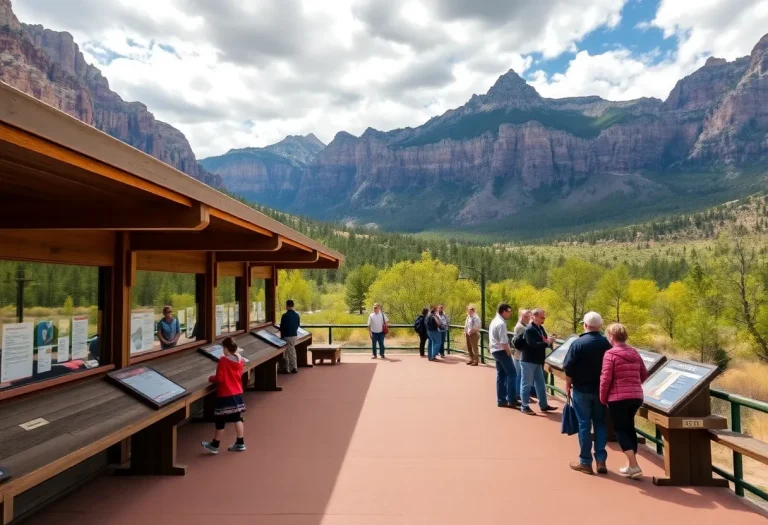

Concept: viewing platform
[[24, 354, 767, 525]]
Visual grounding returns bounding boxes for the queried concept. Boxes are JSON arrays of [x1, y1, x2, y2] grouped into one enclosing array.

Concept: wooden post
[[239, 263, 250, 331], [251, 354, 283, 391], [203, 252, 217, 342], [265, 266, 277, 324], [111, 232, 134, 369], [120, 407, 188, 476]]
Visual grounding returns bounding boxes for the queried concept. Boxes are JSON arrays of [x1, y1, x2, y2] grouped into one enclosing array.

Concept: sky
[[13, 0, 768, 158]]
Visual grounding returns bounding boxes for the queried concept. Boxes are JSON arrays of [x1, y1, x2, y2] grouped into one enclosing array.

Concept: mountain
[[0, 0, 222, 187], [205, 36, 768, 235], [199, 134, 324, 205]]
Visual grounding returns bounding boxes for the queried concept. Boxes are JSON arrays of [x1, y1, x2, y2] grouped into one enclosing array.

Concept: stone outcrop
[[0, 0, 222, 187]]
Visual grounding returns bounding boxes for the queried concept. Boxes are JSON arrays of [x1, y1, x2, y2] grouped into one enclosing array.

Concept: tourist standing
[[202, 337, 247, 454], [414, 308, 429, 357], [489, 304, 518, 408], [464, 305, 481, 366], [437, 304, 448, 357], [512, 309, 531, 400], [426, 306, 442, 361], [279, 299, 300, 374], [563, 311, 612, 475], [368, 303, 389, 359], [157, 306, 181, 350], [521, 309, 558, 414], [600, 323, 648, 479]]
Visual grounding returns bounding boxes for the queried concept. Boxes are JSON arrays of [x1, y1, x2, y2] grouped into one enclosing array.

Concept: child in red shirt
[[202, 337, 246, 453]]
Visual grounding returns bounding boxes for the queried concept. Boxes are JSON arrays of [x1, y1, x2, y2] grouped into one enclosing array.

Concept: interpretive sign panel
[[108, 365, 188, 409], [71, 315, 90, 360], [643, 359, 719, 414], [544, 335, 578, 371], [198, 344, 249, 363], [1, 322, 34, 383], [253, 330, 287, 348], [0, 467, 11, 483], [637, 349, 666, 375]]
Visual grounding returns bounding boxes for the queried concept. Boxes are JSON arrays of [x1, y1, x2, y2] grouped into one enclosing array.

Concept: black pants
[[608, 398, 643, 453], [418, 333, 428, 356]]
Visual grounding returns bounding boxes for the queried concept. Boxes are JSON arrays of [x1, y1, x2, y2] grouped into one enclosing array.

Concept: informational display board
[[637, 349, 667, 375], [544, 334, 578, 370], [130, 311, 155, 355], [0, 467, 11, 484], [186, 306, 196, 339], [107, 365, 188, 409], [252, 330, 287, 348], [71, 315, 90, 360], [297, 327, 310, 338], [1, 322, 34, 383], [35, 320, 54, 347], [198, 344, 249, 363], [642, 359, 719, 414], [215, 305, 224, 336], [57, 319, 70, 363]]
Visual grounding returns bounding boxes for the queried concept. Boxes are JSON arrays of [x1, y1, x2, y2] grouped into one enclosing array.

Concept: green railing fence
[[303, 323, 768, 503]]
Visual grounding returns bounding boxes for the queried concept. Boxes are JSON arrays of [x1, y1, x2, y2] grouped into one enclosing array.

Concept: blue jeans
[[512, 358, 522, 399], [371, 332, 385, 357], [520, 362, 549, 409], [439, 330, 446, 355], [427, 331, 442, 359], [572, 390, 607, 466], [493, 351, 517, 404]]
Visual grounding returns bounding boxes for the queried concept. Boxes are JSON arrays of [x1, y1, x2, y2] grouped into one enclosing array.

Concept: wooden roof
[[0, 83, 342, 268]]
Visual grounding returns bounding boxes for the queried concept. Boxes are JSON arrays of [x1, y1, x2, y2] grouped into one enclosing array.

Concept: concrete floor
[[27, 354, 767, 525]]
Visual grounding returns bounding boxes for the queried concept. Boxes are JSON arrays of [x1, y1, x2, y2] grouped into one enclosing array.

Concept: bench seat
[[710, 429, 768, 464]]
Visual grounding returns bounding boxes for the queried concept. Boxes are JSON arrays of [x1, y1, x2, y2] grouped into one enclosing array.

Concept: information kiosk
[[544, 335, 577, 372], [639, 359, 727, 487], [198, 344, 250, 364], [253, 330, 287, 348], [107, 366, 188, 409]]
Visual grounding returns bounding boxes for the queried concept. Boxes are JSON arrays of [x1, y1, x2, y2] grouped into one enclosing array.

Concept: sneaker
[[508, 400, 521, 408], [540, 405, 557, 413], [596, 462, 608, 475], [466, 361, 473, 365], [371, 355, 377, 359], [290, 369, 298, 374], [471, 362, 479, 366], [228, 443, 247, 452], [619, 466, 643, 479], [498, 402, 509, 408], [570, 461, 594, 475], [201, 441, 219, 455], [521, 407, 536, 415]]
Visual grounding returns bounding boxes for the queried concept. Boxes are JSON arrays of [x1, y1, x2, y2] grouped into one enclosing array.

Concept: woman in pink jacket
[[599, 323, 648, 479]]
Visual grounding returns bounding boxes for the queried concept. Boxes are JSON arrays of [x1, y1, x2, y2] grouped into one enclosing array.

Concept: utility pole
[[5, 267, 35, 322]]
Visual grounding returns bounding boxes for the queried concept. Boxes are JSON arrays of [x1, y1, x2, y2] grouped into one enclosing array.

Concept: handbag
[[561, 395, 579, 436], [381, 310, 389, 335]]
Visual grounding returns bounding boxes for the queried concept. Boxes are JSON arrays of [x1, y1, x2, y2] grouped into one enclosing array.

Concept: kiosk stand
[[640, 359, 727, 487]]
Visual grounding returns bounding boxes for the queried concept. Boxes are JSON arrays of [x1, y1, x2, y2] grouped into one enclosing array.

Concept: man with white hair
[[563, 311, 613, 476]]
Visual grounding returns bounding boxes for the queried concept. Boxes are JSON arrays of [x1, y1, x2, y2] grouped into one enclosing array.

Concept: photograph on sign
[[253, 329, 287, 348], [108, 365, 188, 409], [544, 334, 578, 370], [642, 359, 718, 414]]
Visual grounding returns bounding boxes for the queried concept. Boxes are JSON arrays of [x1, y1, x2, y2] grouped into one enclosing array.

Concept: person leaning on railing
[[464, 305, 481, 366], [599, 323, 649, 480]]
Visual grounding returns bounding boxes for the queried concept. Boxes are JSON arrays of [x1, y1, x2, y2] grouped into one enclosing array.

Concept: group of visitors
[[412, 304, 450, 361], [564, 312, 647, 479]]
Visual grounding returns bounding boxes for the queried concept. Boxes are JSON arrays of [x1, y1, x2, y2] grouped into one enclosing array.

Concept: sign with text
[[198, 344, 249, 363], [636, 349, 667, 375], [544, 335, 578, 371], [642, 359, 719, 415], [108, 365, 188, 409], [297, 327, 310, 338], [252, 330, 287, 348]]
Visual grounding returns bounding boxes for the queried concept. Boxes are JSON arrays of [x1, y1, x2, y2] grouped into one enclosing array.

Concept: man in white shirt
[[464, 305, 481, 366], [489, 303, 518, 408], [367, 303, 389, 359]]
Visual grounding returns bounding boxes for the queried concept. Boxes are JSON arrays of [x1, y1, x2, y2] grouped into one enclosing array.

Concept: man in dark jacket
[[521, 309, 557, 414], [279, 299, 301, 374], [563, 311, 612, 475], [414, 308, 429, 357]]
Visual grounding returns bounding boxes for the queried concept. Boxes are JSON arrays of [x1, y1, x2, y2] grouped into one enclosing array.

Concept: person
[[563, 311, 612, 475], [414, 308, 429, 357], [489, 303, 518, 408], [368, 303, 388, 359], [202, 337, 246, 454], [157, 306, 181, 350], [464, 305, 481, 366], [521, 309, 558, 414], [512, 309, 531, 399], [600, 323, 648, 479], [426, 306, 442, 361], [437, 304, 448, 357], [279, 299, 300, 374]]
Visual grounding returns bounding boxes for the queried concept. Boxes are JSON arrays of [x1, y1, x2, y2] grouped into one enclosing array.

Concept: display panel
[[0, 467, 10, 483], [252, 330, 287, 347], [297, 327, 310, 338], [198, 344, 249, 363], [637, 349, 667, 375], [544, 334, 578, 370], [107, 365, 188, 409], [642, 359, 719, 414]]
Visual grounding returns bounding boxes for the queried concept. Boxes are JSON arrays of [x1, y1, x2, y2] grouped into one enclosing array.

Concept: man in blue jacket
[[521, 309, 558, 414], [279, 299, 301, 374], [563, 311, 612, 475]]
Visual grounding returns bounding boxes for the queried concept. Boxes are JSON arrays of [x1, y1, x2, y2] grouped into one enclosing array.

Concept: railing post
[[328, 326, 333, 344], [447, 326, 451, 355], [655, 426, 663, 455], [480, 332, 485, 364], [732, 401, 745, 497]]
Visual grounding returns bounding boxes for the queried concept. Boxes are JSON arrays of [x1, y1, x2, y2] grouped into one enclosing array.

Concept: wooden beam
[[216, 250, 320, 263], [278, 260, 340, 270], [0, 230, 114, 266], [280, 236, 312, 252], [130, 232, 281, 251], [0, 202, 210, 231], [209, 208, 273, 236]]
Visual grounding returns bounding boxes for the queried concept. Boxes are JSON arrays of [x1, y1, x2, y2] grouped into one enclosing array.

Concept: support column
[[265, 265, 277, 324], [203, 252, 217, 342], [112, 232, 134, 369], [239, 263, 250, 331]]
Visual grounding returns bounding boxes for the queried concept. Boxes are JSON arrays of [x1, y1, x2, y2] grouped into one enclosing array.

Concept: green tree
[[550, 259, 603, 332], [651, 281, 688, 340], [594, 265, 630, 323], [344, 264, 379, 314], [277, 270, 316, 312], [63, 296, 74, 316]]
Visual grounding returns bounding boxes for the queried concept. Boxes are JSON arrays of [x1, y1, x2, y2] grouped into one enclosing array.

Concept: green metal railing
[[303, 323, 768, 502]]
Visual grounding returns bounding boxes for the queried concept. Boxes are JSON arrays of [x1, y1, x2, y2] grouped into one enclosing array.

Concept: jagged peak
[[486, 69, 541, 100], [704, 57, 727, 68], [753, 33, 768, 55]]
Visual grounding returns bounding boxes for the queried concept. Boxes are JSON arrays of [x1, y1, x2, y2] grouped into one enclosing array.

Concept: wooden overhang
[[0, 83, 343, 270]]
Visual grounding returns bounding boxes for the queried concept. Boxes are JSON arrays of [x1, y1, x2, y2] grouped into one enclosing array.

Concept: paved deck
[[28, 355, 766, 525]]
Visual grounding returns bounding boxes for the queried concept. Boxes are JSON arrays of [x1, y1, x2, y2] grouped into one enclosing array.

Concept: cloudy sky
[[14, 0, 768, 158]]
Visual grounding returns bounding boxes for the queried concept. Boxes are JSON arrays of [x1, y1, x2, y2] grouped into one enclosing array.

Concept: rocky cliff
[[0, 0, 222, 187], [204, 35, 768, 231]]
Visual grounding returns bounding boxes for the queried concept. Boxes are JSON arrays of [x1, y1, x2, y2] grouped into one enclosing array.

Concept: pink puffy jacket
[[599, 343, 648, 405]]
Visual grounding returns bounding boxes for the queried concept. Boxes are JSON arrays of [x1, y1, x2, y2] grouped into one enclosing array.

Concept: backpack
[[511, 331, 527, 350], [414, 315, 425, 334]]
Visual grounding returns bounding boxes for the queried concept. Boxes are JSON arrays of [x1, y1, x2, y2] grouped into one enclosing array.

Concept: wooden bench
[[309, 344, 342, 365], [710, 429, 768, 464], [0, 333, 283, 524]]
